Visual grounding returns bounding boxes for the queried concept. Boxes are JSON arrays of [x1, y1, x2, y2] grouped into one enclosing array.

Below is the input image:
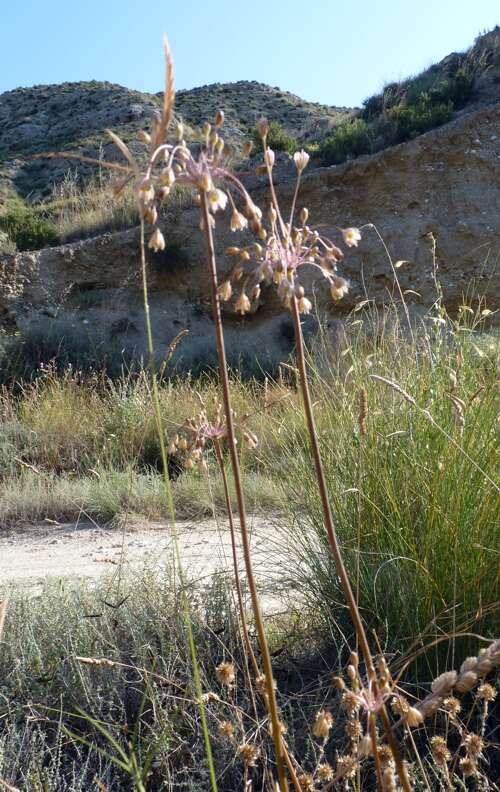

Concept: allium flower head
[[218, 128, 360, 315]]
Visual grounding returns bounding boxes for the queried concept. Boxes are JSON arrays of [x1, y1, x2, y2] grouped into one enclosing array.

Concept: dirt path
[[0, 516, 290, 604]]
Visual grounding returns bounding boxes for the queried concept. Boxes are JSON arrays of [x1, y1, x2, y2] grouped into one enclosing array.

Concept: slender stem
[[140, 218, 218, 792], [200, 191, 289, 792], [214, 440, 259, 678], [369, 714, 384, 792], [379, 706, 412, 792]]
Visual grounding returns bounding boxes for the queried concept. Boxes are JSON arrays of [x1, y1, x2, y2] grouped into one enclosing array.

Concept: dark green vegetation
[[0, 200, 58, 251], [315, 29, 499, 165], [252, 120, 298, 154]]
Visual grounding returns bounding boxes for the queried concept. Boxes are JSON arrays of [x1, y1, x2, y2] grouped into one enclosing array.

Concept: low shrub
[[382, 97, 454, 144], [0, 202, 59, 251], [315, 118, 375, 165], [252, 120, 297, 153]]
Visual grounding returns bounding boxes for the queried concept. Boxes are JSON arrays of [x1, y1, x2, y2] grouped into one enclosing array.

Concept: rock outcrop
[[0, 103, 499, 372]]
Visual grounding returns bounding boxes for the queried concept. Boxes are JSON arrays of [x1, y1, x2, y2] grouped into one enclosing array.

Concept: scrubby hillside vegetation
[[0, 28, 499, 252]]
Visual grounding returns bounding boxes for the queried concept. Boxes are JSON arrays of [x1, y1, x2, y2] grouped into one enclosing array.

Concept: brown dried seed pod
[[215, 661, 236, 686], [312, 709, 333, 740], [237, 743, 260, 767], [430, 736, 451, 764]]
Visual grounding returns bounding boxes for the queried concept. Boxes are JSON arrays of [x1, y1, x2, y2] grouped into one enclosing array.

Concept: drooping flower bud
[[214, 109, 224, 126], [148, 228, 165, 252], [300, 207, 309, 225], [293, 149, 310, 173], [235, 292, 251, 314], [230, 210, 248, 232], [138, 130, 151, 145], [330, 276, 349, 301], [242, 141, 253, 158], [265, 148, 275, 168], [218, 281, 232, 301], [257, 118, 269, 139]]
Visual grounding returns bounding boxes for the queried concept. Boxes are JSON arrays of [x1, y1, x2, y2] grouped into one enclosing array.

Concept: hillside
[[0, 79, 352, 203], [1, 27, 499, 212], [0, 101, 498, 378]]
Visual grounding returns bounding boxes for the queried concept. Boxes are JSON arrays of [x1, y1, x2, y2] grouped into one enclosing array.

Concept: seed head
[[342, 690, 361, 715], [317, 763, 333, 781], [477, 683, 496, 701], [297, 773, 315, 790], [216, 661, 236, 686], [237, 743, 260, 767], [463, 733, 483, 758], [459, 757, 477, 777], [358, 388, 368, 435], [443, 696, 461, 717], [430, 736, 451, 765], [337, 755, 357, 779], [345, 718, 362, 739], [218, 720, 234, 739]]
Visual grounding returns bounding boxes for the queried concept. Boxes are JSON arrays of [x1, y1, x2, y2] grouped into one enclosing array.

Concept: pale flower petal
[[342, 227, 362, 247]]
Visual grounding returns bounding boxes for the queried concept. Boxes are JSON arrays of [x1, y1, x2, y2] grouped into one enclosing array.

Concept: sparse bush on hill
[[315, 118, 375, 165], [252, 119, 297, 153]]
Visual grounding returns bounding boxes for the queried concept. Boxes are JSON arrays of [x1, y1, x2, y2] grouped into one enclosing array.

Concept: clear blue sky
[[1, 1, 498, 106]]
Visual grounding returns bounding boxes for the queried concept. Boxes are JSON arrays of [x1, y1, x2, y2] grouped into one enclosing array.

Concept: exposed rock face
[[0, 104, 498, 372]]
